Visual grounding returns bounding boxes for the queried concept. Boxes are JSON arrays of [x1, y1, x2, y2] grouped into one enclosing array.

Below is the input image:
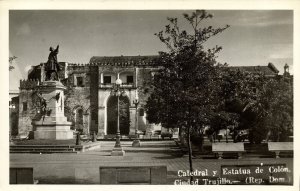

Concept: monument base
[[32, 81, 74, 140], [111, 147, 125, 156], [132, 139, 141, 147], [34, 126, 74, 140], [33, 115, 74, 140]]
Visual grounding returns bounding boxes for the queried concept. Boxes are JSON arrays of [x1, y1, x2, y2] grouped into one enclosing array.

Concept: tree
[[9, 56, 17, 71], [145, 10, 229, 179], [261, 77, 293, 142], [218, 69, 267, 143], [219, 67, 293, 143]]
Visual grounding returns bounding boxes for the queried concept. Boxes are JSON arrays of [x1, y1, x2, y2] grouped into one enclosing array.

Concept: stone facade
[[18, 79, 39, 137], [17, 56, 284, 138], [18, 56, 161, 137], [9, 94, 19, 136]]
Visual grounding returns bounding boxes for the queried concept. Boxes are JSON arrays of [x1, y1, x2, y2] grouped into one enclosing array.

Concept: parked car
[[161, 132, 173, 139]]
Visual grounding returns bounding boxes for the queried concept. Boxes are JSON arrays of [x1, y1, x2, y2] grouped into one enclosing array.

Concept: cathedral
[[17, 55, 161, 138], [14, 55, 282, 138]]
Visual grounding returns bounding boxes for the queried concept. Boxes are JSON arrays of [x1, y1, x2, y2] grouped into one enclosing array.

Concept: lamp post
[[132, 96, 140, 147], [111, 78, 125, 156], [226, 126, 228, 143]]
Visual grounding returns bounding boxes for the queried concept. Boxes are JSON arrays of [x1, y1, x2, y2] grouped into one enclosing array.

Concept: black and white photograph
[[2, 1, 298, 190]]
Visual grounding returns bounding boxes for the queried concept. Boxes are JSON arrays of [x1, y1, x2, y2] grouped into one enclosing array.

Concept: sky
[[9, 10, 293, 91]]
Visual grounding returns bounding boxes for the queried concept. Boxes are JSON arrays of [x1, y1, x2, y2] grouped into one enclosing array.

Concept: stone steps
[[10, 145, 80, 154], [10, 150, 78, 154], [97, 138, 173, 141], [10, 145, 74, 148], [11, 148, 75, 151]]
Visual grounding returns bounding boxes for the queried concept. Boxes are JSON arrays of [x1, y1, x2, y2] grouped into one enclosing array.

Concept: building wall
[[16, 60, 285, 138], [63, 65, 95, 134], [97, 64, 138, 135], [18, 89, 35, 137], [17, 61, 161, 137], [89, 66, 99, 134], [18, 79, 40, 137], [9, 96, 19, 136]]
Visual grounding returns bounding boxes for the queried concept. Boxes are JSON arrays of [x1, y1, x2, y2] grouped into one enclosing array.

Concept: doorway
[[107, 96, 130, 135]]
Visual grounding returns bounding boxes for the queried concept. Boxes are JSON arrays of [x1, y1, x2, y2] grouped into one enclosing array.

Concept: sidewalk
[[10, 140, 293, 184]]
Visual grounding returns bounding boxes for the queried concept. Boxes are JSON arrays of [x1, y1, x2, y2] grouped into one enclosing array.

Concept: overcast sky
[[9, 10, 293, 90]]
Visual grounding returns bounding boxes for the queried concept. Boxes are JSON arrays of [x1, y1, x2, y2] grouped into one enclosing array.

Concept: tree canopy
[[145, 10, 293, 144], [9, 56, 17, 71], [144, 10, 230, 176], [146, 10, 229, 133], [219, 68, 293, 143]]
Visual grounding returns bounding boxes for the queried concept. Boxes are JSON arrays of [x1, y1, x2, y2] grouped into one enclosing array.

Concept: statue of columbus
[[45, 45, 60, 81]]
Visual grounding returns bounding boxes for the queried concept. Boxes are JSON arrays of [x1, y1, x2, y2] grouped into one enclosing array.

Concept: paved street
[[10, 140, 293, 184]]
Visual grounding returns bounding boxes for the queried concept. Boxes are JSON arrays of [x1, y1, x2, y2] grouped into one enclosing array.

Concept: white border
[[1, 1, 299, 191]]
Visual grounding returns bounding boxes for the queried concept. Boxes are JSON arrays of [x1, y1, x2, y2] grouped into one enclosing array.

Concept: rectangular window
[[103, 76, 111, 84], [23, 102, 27, 112], [127, 76, 134, 84], [76, 77, 84, 87]]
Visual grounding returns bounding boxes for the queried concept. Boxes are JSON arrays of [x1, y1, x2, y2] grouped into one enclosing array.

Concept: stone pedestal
[[111, 147, 125, 156], [33, 81, 74, 140], [129, 107, 137, 135]]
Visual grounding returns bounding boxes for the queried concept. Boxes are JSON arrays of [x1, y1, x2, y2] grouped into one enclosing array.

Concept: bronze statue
[[38, 93, 47, 115], [45, 45, 60, 81], [32, 91, 51, 123]]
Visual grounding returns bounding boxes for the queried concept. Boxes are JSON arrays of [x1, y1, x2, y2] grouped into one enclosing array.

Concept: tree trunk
[[199, 133, 204, 152], [179, 127, 183, 144], [277, 131, 280, 142], [187, 126, 194, 181]]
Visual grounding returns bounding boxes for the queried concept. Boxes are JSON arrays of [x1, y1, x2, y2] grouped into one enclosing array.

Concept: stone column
[[134, 67, 138, 88], [129, 106, 136, 135], [98, 106, 105, 136], [100, 73, 103, 83]]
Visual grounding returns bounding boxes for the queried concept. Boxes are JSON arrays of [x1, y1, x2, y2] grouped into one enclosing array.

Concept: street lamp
[[111, 78, 125, 156], [132, 95, 140, 147]]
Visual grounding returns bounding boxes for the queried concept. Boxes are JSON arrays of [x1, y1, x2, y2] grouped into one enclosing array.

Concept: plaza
[[10, 140, 293, 185]]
